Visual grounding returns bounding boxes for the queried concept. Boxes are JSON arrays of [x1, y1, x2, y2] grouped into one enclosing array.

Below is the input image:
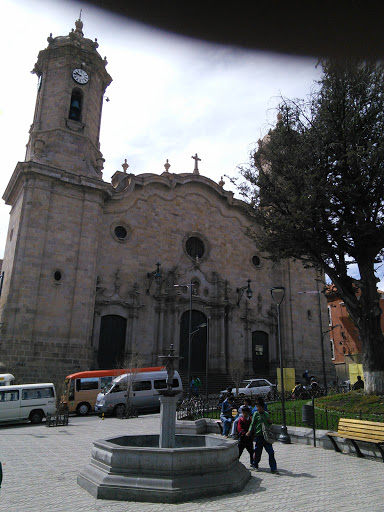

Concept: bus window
[[22, 387, 54, 399], [132, 381, 152, 392], [76, 378, 99, 391], [100, 376, 113, 390], [0, 390, 19, 401]]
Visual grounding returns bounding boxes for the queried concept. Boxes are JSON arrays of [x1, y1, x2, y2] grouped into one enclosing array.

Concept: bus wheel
[[30, 410, 44, 424], [76, 402, 91, 416]]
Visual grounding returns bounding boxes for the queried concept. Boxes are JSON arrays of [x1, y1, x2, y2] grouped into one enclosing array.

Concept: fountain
[[77, 345, 251, 503]]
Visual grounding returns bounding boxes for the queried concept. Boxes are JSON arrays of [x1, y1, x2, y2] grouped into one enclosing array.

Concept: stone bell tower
[[0, 19, 112, 381], [27, 17, 112, 177]]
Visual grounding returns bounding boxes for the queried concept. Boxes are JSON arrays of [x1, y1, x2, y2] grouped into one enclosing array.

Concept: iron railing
[[177, 397, 384, 430]]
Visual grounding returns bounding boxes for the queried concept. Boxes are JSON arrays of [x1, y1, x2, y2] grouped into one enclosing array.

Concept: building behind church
[[0, 20, 335, 390]]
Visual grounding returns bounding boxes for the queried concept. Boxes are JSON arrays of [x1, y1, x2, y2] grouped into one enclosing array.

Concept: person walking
[[194, 376, 201, 396], [247, 397, 278, 474], [189, 376, 197, 397], [237, 406, 254, 466]]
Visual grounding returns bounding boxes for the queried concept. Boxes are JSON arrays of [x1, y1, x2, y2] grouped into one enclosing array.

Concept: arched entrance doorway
[[179, 310, 207, 372], [97, 315, 127, 369], [252, 330, 269, 375]]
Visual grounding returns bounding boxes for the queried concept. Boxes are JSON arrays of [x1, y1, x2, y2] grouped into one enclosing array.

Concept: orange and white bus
[[61, 367, 165, 415]]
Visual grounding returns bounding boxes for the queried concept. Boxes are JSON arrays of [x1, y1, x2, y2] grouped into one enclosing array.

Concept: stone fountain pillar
[[159, 395, 177, 447], [158, 344, 181, 448]]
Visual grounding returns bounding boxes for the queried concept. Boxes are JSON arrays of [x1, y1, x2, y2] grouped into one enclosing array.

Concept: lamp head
[[270, 286, 285, 305]]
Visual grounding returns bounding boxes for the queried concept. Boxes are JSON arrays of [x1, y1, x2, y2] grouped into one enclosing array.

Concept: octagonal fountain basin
[[77, 434, 251, 503]]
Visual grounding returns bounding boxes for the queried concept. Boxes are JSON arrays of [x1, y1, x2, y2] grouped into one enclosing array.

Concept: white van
[[0, 374, 15, 386], [0, 383, 56, 424], [95, 370, 183, 416]]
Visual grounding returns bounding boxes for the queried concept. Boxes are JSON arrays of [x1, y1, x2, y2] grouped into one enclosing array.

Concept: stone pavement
[[0, 414, 383, 512]]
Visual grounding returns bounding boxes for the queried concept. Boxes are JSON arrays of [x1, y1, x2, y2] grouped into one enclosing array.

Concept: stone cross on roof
[[191, 153, 201, 174]]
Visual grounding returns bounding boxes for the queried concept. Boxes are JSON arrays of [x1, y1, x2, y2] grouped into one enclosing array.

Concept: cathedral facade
[[0, 20, 335, 388]]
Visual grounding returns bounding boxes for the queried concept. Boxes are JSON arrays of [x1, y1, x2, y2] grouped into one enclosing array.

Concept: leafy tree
[[237, 59, 384, 394]]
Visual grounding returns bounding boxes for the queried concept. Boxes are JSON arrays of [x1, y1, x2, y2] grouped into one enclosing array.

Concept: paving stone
[[0, 414, 383, 511]]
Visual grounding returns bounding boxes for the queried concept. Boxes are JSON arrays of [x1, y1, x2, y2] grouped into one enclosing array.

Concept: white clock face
[[72, 68, 89, 84]]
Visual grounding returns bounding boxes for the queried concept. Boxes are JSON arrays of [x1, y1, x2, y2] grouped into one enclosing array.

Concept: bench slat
[[338, 419, 384, 429], [328, 431, 384, 442], [338, 428, 384, 437]]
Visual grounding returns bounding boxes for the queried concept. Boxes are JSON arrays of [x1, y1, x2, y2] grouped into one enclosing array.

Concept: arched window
[[68, 89, 83, 121]]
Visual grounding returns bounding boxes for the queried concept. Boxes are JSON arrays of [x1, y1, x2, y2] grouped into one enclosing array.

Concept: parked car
[[220, 379, 276, 400]]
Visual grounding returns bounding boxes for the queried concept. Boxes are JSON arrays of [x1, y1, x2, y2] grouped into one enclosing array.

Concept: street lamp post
[[298, 279, 334, 394], [174, 283, 194, 395], [270, 286, 291, 444], [205, 317, 209, 398]]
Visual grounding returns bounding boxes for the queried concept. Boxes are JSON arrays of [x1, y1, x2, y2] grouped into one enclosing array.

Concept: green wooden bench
[[327, 418, 384, 462]]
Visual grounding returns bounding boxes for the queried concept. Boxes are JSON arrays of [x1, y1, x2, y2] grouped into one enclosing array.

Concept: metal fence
[[271, 406, 384, 431], [177, 396, 222, 421], [177, 397, 384, 430]]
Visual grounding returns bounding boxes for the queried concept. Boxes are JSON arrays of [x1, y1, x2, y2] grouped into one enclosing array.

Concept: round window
[[252, 255, 261, 268], [186, 237, 205, 259], [114, 225, 128, 240], [111, 221, 131, 243], [54, 270, 62, 281]]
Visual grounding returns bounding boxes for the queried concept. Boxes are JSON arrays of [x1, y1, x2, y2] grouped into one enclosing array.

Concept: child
[[237, 406, 254, 466], [230, 397, 252, 437], [247, 397, 278, 474]]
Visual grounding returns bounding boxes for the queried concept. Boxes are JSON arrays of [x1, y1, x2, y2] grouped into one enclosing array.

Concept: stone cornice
[[110, 171, 246, 211], [3, 161, 113, 205]]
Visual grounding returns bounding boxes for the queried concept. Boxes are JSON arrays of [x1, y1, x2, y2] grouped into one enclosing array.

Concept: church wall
[[94, 177, 333, 382], [0, 170, 105, 382], [0, 183, 23, 316]]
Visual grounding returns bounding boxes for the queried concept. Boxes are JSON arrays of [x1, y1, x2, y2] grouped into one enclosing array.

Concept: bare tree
[[229, 360, 246, 396], [118, 352, 144, 418]]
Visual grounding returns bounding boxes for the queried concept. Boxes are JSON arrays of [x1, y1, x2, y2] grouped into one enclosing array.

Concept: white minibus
[[0, 374, 15, 386], [95, 370, 183, 416], [0, 383, 56, 424]]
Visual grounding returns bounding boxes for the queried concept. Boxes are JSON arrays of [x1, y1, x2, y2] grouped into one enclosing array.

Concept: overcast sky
[[1, 0, 383, 290]]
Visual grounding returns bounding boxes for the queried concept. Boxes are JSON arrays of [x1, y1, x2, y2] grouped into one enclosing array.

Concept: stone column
[[152, 303, 160, 365], [158, 394, 178, 448]]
